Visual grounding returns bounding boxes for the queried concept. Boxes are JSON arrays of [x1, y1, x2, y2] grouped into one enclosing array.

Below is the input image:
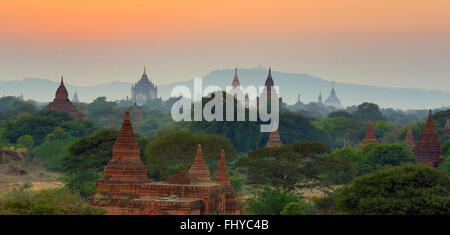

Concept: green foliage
[[280, 202, 305, 215], [145, 131, 236, 180], [351, 102, 386, 122], [17, 135, 34, 150], [230, 176, 244, 193], [238, 142, 352, 191], [1, 110, 74, 146], [313, 117, 367, 148], [58, 171, 101, 199], [61, 129, 119, 173], [355, 143, 416, 175], [246, 185, 305, 215], [442, 140, 450, 156], [0, 183, 105, 215], [33, 129, 78, 171], [336, 164, 450, 215]]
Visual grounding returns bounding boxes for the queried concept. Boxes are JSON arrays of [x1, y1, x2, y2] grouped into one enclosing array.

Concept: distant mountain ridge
[[1, 67, 449, 109]]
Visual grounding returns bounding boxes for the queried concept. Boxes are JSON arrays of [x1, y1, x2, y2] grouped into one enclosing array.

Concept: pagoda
[[75, 106, 86, 120], [188, 144, 211, 182], [90, 110, 151, 212], [214, 149, 231, 185], [258, 68, 283, 109], [265, 122, 283, 148], [360, 118, 379, 147], [232, 67, 240, 88], [445, 118, 450, 136], [404, 126, 416, 148], [413, 110, 442, 167], [44, 76, 78, 117], [132, 103, 142, 122]]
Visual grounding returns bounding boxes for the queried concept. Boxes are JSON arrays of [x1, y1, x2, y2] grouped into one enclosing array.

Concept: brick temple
[[132, 103, 142, 122], [89, 111, 240, 215], [44, 76, 78, 118], [265, 122, 283, 148], [76, 106, 86, 120], [413, 110, 442, 167], [404, 126, 416, 148], [360, 118, 379, 147], [445, 118, 450, 136]]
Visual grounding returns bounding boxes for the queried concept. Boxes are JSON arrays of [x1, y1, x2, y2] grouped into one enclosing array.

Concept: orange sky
[[0, 0, 449, 92]]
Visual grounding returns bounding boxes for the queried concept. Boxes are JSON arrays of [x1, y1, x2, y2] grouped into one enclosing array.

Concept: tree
[[352, 102, 386, 122], [238, 142, 352, 191], [61, 129, 119, 173], [145, 131, 236, 180], [58, 171, 101, 199], [336, 165, 450, 215], [355, 143, 417, 175], [280, 202, 305, 215], [246, 185, 305, 215], [17, 135, 34, 150]]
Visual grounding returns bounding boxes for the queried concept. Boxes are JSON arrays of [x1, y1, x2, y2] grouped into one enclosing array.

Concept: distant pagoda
[[324, 81, 341, 108], [360, 118, 379, 147], [44, 76, 78, 118], [76, 106, 86, 120], [231, 67, 240, 88], [265, 122, 283, 148], [72, 90, 79, 103], [132, 103, 142, 122], [445, 118, 450, 136], [413, 110, 442, 167], [258, 68, 283, 109], [404, 126, 416, 148], [317, 92, 323, 105]]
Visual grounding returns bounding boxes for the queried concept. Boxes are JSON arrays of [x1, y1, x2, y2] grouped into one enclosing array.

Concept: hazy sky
[[1, 0, 449, 91]]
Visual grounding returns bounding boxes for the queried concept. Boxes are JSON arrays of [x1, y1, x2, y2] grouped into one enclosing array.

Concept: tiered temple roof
[[44, 76, 78, 117], [265, 122, 283, 148], [404, 126, 416, 148], [188, 144, 211, 182], [413, 110, 442, 167], [91, 110, 151, 206], [76, 106, 86, 120], [132, 103, 142, 122], [232, 67, 240, 88], [214, 150, 231, 185], [360, 118, 379, 147], [445, 118, 450, 136]]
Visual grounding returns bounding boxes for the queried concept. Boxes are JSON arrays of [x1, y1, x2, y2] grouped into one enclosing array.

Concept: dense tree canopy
[[352, 102, 386, 122], [336, 165, 450, 215], [145, 131, 236, 180]]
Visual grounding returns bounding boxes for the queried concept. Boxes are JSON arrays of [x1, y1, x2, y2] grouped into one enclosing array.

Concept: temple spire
[[112, 110, 140, 160], [188, 144, 211, 182], [143, 66, 147, 75], [214, 149, 231, 185], [232, 67, 240, 88], [265, 122, 283, 148], [413, 109, 442, 167], [405, 125, 416, 148], [360, 118, 379, 147], [61, 76, 64, 85]]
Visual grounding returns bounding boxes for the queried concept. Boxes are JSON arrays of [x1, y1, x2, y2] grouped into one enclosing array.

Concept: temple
[[76, 106, 86, 120], [265, 122, 283, 148], [44, 76, 78, 118], [445, 118, 450, 136], [258, 68, 283, 109], [131, 67, 158, 106], [360, 118, 379, 147], [317, 92, 323, 105], [404, 126, 416, 148], [324, 81, 341, 108], [72, 90, 79, 103], [132, 103, 142, 122], [232, 67, 240, 88], [89, 111, 240, 215], [413, 110, 442, 167]]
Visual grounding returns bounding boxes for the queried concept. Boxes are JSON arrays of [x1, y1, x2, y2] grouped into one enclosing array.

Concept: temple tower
[[72, 90, 79, 103], [445, 118, 450, 136], [360, 118, 379, 147], [188, 144, 211, 182], [92, 110, 151, 205], [44, 76, 78, 118], [76, 106, 86, 120], [132, 103, 142, 122], [324, 81, 341, 108], [413, 110, 442, 167], [265, 122, 283, 148], [232, 67, 240, 88], [214, 150, 230, 185], [318, 92, 323, 105], [404, 126, 416, 148]]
